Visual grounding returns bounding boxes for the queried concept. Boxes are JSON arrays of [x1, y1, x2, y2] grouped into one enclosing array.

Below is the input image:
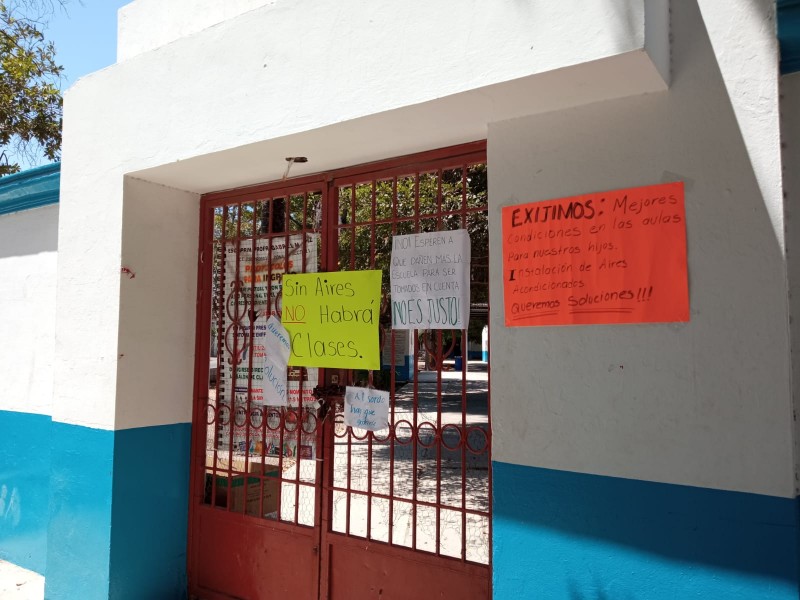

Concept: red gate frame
[[187, 141, 490, 600]]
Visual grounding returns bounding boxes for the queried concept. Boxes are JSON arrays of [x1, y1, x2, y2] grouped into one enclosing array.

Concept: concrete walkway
[[0, 560, 43, 600], [329, 361, 491, 562]]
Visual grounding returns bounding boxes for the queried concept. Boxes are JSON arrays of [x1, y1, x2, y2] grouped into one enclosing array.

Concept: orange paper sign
[[502, 182, 689, 326]]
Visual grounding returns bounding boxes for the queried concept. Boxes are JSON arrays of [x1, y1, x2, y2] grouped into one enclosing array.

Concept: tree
[[337, 164, 490, 376], [208, 164, 490, 387], [0, 0, 63, 176]]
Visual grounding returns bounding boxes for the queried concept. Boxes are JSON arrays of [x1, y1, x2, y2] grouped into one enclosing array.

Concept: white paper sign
[[262, 359, 288, 407], [390, 229, 470, 329], [264, 315, 291, 366], [344, 386, 390, 431], [220, 314, 288, 404]]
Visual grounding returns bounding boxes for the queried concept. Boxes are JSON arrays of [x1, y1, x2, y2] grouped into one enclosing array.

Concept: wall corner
[[645, 0, 671, 87]]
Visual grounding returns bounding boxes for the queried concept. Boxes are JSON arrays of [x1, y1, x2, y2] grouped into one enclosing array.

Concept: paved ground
[[329, 361, 490, 562], [208, 361, 491, 563], [0, 561, 43, 600]]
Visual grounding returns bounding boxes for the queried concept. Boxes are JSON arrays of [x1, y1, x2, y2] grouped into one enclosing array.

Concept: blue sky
[[48, 0, 131, 87], [12, 1, 128, 169]]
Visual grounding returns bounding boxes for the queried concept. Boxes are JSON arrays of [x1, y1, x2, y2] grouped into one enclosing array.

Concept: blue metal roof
[[0, 162, 60, 216], [780, 0, 800, 74]]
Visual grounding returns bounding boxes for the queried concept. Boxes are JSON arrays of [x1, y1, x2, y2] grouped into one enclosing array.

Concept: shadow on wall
[[0, 206, 58, 259], [569, 580, 635, 600], [607, 0, 644, 54]]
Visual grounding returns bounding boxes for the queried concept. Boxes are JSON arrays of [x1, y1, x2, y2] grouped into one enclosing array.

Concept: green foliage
[[0, 0, 63, 176], [209, 164, 490, 352], [337, 164, 489, 342]]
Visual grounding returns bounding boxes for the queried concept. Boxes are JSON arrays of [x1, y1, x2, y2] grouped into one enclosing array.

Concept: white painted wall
[[489, 0, 792, 497], [51, 164, 123, 429], [56, 0, 798, 501], [114, 178, 199, 430], [70, 0, 665, 193], [0, 206, 58, 416], [59, 0, 667, 430], [783, 71, 800, 493], [117, 0, 273, 61]]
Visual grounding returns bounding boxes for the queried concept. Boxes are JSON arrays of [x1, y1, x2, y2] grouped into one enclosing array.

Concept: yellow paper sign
[[282, 270, 382, 370]]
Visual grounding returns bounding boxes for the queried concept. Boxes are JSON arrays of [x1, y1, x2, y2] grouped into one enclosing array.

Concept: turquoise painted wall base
[[46, 422, 114, 599], [0, 411, 52, 574], [109, 423, 192, 600], [45, 421, 192, 600], [493, 461, 799, 599], [0, 411, 193, 600]]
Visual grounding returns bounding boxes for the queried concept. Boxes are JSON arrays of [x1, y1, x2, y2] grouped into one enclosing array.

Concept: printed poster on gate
[[215, 398, 318, 460], [216, 233, 320, 459], [220, 232, 319, 406], [217, 343, 319, 458], [223, 233, 319, 318]]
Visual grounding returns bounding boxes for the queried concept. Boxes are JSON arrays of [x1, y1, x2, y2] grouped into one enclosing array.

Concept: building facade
[[2, 0, 800, 598]]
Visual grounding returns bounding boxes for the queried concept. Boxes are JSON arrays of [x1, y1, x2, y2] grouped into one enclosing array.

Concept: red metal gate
[[189, 142, 490, 600]]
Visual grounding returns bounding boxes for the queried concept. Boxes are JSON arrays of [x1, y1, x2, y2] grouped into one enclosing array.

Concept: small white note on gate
[[344, 386, 389, 431]]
